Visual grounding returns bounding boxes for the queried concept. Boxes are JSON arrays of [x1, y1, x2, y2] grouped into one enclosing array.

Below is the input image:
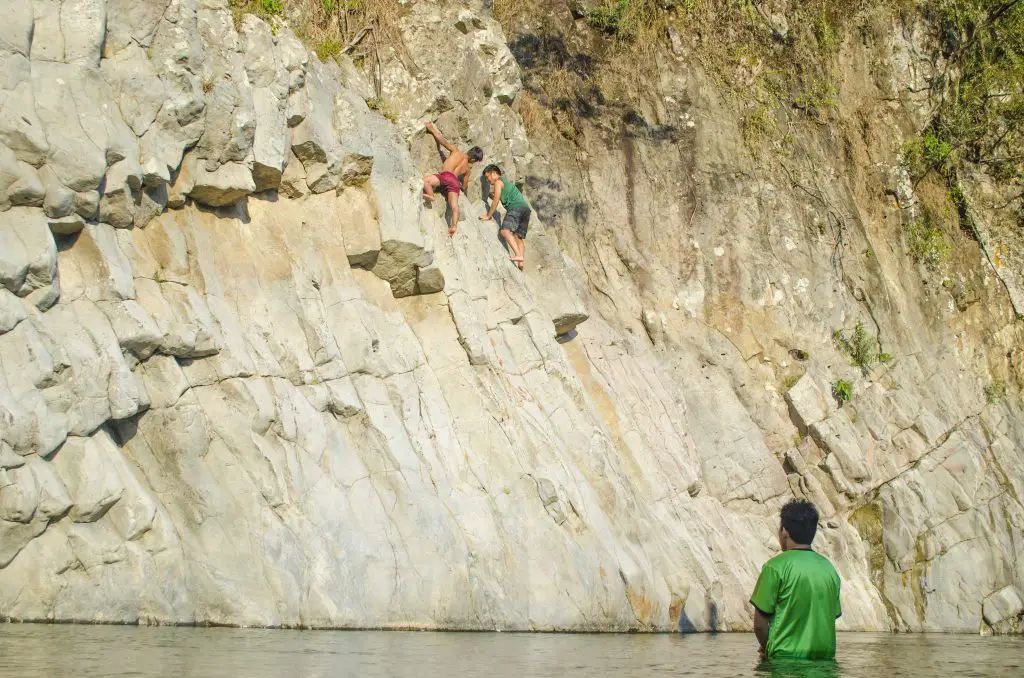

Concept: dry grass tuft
[[516, 90, 555, 138], [230, 0, 404, 66], [365, 96, 399, 122], [492, 0, 544, 28]]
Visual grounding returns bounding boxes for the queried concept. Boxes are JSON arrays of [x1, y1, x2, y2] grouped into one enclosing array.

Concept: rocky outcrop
[[984, 586, 1024, 629], [0, 0, 1021, 634]]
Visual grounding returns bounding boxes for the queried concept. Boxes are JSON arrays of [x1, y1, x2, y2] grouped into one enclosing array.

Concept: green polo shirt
[[498, 178, 529, 211], [750, 549, 842, 660]]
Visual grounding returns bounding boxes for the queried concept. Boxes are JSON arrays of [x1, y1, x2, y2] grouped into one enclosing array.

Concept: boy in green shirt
[[751, 499, 842, 660], [480, 164, 531, 271]]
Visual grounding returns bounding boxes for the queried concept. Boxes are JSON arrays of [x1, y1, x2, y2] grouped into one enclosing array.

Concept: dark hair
[[483, 164, 502, 176], [780, 499, 819, 545], [468, 146, 484, 162]]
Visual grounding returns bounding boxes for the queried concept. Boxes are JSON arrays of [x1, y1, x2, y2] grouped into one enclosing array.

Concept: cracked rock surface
[[0, 0, 1022, 633]]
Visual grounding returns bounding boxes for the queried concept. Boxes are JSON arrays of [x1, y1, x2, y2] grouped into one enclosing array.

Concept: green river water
[[0, 624, 1020, 677]]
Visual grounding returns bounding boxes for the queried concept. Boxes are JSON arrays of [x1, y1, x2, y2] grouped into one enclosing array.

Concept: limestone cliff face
[[0, 0, 1022, 633]]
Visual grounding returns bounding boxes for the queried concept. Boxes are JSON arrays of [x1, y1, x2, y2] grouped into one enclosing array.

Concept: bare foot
[[448, 225, 457, 237], [509, 256, 524, 262], [516, 260, 525, 271]]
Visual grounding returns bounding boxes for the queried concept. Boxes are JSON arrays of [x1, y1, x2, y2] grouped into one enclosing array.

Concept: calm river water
[[0, 625, 1020, 677]]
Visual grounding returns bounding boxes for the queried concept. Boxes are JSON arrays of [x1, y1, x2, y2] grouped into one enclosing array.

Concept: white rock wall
[[0, 0, 1021, 633]]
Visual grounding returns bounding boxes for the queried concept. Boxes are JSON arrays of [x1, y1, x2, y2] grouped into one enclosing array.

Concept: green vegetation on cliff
[[906, 1, 1024, 230], [904, 212, 952, 271], [916, 0, 1024, 184], [832, 378, 854, 405], [496, 1, 1023, 221], [833, 321, 891, 372], [493, 0, 879, 135]]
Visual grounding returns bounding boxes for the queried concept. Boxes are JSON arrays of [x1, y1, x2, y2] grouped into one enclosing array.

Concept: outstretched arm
[[425, 122, 456, 153], [480, 180, 503, 220]]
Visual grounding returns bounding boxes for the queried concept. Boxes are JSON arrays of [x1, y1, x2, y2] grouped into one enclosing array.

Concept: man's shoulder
[[807, 550, 839, 568], [801, 551, 842, 582], [766, 549, 839, 572], [817, 552, 842, 580], [763, 551, 794, 567]]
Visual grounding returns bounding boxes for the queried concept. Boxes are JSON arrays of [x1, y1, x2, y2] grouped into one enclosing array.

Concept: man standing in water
[[479, 164, 531, 271], [750, 499, 842, 660], [422, 121, 483, 237]]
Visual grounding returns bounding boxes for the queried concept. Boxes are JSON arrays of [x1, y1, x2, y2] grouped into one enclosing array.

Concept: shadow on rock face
[[555, 329, 578, 344], [508, 32, 597, 81], [676, 598, 719, 634], [507, 32, 605, 119], [192, 196, 252, 225], [524, 175, 589, 225], [52, 231, 81, 253], [622, 109, 687, 143], [478, 172, 491, 204], [677, 609, 698, 634]]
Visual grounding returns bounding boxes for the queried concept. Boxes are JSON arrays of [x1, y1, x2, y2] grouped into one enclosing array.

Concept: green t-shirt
[[750, 549, 842, 660], [498, 178, 529, 211]]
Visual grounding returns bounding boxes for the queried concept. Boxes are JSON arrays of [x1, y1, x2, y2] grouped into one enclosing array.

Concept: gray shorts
[[500, 207, 531, 239]]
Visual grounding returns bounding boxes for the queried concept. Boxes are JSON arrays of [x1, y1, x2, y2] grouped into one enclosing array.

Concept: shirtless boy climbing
[[422, 121, 483, 236]]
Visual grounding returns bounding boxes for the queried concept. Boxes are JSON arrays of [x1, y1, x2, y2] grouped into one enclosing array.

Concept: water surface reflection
[[0, 625, 1019, 677]]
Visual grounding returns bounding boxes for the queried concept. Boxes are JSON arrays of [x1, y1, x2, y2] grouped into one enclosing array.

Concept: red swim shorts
[[435, 171, 461, 195]]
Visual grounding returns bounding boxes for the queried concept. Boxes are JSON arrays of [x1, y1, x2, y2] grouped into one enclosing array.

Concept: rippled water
[[0, 625, 1020, 677]]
